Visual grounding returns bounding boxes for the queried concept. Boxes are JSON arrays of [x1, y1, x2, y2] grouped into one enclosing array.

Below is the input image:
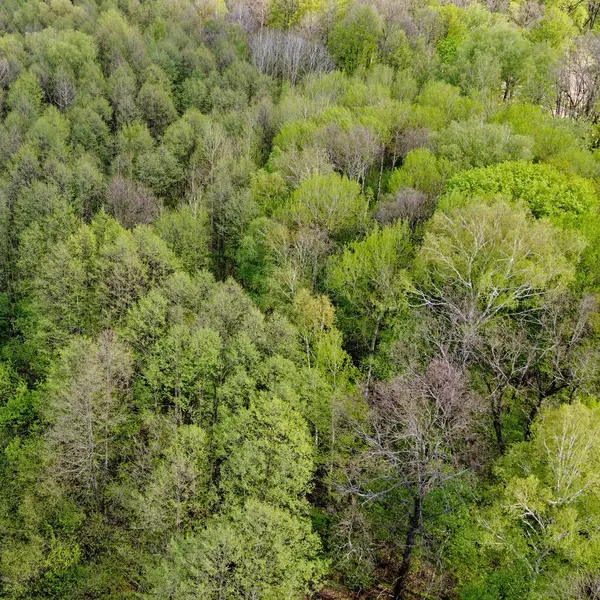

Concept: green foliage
[[154, 206, 210, 274], [269, 0, 325, 29], [435, 120, 534, 169], [457, 403, 600, 599], [130, 421, 211, 535], [445, 22, 533, 102], [419, 198, 582, 302], [150, 499, 325, 599], [494, 103, 597, 176], [278, 172, 367, 239], [235, 217, 281, 304], [137, 79, 177, 137], [250, 169, 289, 215], [561, 211, 600, 291], [0, 1, 599, 599], [328, 5, 381, 74], [389, 148, 456, 197], [216, 392, 315, 511], [442, 161, 598, 218], [327, 222, 412, 363], [6, 71, 44, 119], [144, 323, 222, 421]]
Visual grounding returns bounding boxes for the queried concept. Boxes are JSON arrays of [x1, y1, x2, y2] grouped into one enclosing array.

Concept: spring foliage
[[0, 0, 599, 599]]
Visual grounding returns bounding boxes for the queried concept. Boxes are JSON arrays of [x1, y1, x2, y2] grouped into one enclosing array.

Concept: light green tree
[[144, 323, 222, 424], [326, 221, 412, 376], [442, 160, 597, 218], [154, 206, 210, 274], [435, 119, 534, 169], [129, 422, 211, 535], [278, 172, 367, 240], [148, 499, 325, 600], [216, 392, 314, 512], [458, 402, 600, 600], [388, 148, 456, 197], [415, 200, 585, 362]]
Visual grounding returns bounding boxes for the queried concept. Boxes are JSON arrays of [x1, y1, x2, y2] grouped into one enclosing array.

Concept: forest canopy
[[1, 0, 600, 599]]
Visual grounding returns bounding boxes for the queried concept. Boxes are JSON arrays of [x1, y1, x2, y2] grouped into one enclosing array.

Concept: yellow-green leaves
[[278, 172, 367, 239], [470, 403, 600, 598], [417, 200, 583, 322], [443, 161, 598, 218], [327, 221, 412, 358]]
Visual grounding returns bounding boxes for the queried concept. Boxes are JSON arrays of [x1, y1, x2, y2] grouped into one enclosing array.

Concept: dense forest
[[1, 0, 600, 598]]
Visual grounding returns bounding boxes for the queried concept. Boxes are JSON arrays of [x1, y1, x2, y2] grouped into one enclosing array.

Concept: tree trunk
[[491, 397, 505, 455], [524, 393, 544, 441], [524, 382, 567, 440], [365, 313, 383, 391], [393, 493, 422, 600], [377, 151, 385, 200]]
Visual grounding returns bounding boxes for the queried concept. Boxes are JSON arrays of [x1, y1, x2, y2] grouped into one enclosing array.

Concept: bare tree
[[190, 121, 230, 189], [414, 201, 579, 365], [520, 294, 599, 438], [395, 127, 431, 161], [226, 0, 270, 32], [105, 176, 161, 229], [514, 1, 545, 29], [319, 123, 383, 191], [51, 70, 76, 112], [267, 223, 331, 300], [345, 358, 481, 600], [375, 187, 433, 228], [586, 0, 600, 30], [361, 0, 418, 48], [249, 29, 333, 85], [556, 33, 600, 121], [416, 204, 596, 452], [486, 0, 509, 12], [473, 294, 599, 454], [567, 572, 600, 599], [269, 144, 333, 187], [291, 226, 331, 292], [46, 331, 132, 502], [473, 321, 533, 454], [0, 56, 12, 88]]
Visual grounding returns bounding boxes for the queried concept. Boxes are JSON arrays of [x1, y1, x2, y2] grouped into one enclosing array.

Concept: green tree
[[388, 148, 455, 197], [216, 392, 315, 512], [154, 206, 210, 274], [415, 200, 584, 363], [6, 71, 44, 123], [268, 0, 325, 28], [449, 23, 532, 102], [494, 103, 596, 176], [459, 402, 600, 600], [326, 222, 412, 377], [328, 5, 381, 74], [149, 500, 325, 600], [129, 421, 211, 535], [435, 120, 534, 169], [144, 323, 222, 424], [442, 160, 597, 218], [137, 79, 177, 137], [108, 63, 139, 126], [278, 172, 367, 241]]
